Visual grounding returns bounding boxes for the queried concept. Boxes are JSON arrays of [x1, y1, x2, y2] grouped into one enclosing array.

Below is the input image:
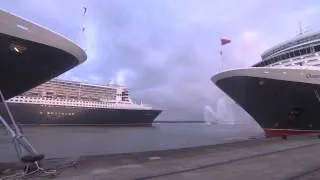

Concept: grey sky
[[1, 0, 320, 122]]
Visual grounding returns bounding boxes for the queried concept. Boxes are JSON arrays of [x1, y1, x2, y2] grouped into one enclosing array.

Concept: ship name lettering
[[306, 73, 320, 79]]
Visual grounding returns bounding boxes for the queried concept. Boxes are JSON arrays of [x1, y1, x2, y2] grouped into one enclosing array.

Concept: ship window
[[289, 51, 294, 57], [282, 60, 289, 63], [279, 55, 283, 61], [308, 59, 317, 63], [30, 92, 39, 96], [10, 43, 27, 53], [315, 45, 320, 52], [280, 54, 285, 60], [264, 59, 272, 65], [306, 48, 311, 54], [284, 53, 289, 59], [300, 49, 307, 55], [294, 50, 300, 56]]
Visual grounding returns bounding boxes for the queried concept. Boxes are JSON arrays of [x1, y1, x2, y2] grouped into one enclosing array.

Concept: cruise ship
[[0, 9, 86, 101], [1, 79, 162, 126], [212, 31, 320, 137], [0, 8, 87, 168]]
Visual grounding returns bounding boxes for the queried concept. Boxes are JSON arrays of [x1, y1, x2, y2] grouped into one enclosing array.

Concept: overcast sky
[[1, 0, 320, 122]]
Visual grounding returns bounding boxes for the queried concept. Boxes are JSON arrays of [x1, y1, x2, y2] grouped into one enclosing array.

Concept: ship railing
[[268, 53, 320, 68], [7, 96, 152, 109]]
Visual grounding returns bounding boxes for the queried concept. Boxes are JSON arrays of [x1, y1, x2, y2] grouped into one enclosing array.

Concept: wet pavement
[[0, 124, 263, 163], [2, 134, 320, 179]]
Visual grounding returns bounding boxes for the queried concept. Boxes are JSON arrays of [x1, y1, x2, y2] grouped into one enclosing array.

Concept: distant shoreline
[[154, 121, 206, 123]]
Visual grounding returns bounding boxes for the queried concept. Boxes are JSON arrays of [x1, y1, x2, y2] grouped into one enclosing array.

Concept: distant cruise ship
[[1, 79, 162, 126], [212, 31, 320, 137]]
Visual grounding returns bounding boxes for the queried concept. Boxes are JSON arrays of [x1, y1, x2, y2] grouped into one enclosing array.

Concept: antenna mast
[[298, 21, 308, 36], [298, 21, 304, 35]]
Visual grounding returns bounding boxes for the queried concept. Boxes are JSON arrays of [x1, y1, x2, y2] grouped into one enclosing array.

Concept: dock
[[2, 135, 320, 179]]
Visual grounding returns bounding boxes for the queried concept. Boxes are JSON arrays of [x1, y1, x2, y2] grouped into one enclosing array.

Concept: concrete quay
[[2, 135, 320, 180]]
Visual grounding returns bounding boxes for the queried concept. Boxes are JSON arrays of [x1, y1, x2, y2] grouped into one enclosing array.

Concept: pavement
[[0, 124, 263, 163], [2, 135, 320, 180]]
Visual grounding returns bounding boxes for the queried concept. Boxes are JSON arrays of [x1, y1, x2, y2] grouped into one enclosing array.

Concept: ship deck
[[2, 135, 320, 180]]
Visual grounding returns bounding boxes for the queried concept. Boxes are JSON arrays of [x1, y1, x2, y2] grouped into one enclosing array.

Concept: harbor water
[[0, 123, 263, 163]]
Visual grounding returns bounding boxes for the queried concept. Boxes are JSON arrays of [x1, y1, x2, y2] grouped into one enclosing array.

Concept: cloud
[[283, 5, 320, 21], [109, 69, 136, 86], [70, 76, 82, 82], [2, 0, 320, 122], [242, 31, 260, 43], [88, 75, 103, 83]]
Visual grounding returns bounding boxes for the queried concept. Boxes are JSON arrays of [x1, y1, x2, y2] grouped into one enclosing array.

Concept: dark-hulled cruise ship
[[0, 8, 87, 160], [212, 31, 320, 137], [0, 9, 86, 101], [1, 79, 162, 126]]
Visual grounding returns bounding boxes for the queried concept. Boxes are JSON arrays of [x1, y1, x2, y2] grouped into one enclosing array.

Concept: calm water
[[0, 123, 264, 163]]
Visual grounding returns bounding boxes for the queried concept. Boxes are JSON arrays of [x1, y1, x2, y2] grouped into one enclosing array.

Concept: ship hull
[[0, 103, 161, 126], [0, 10, 86, 101], [212, 67, 320, 136]]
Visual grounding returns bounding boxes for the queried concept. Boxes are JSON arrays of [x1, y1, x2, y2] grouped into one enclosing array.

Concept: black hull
[[0, 103, 161, 126], [0, 10, 86, 101], [215, 75, 320, 136]]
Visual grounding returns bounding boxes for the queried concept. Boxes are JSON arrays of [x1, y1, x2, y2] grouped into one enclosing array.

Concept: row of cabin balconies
[[35, 83, 117, 94], [25, 88, 117, 98], [7, 96, 151, 109], [22, 91, 117, 100]]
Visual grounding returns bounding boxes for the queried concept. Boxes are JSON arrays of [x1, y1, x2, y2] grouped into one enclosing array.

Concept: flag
[[221, 38, 231, 46], [83, 7, 87, 16]]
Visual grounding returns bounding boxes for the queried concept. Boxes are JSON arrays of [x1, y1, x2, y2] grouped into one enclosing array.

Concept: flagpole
[[77, 2, 87, 51], [219, 38, 231, 73], [219, 44, 223, 72]]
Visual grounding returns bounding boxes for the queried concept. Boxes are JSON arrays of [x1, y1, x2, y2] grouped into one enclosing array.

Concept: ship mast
[[298, 21, 303, 35], [297, 21, 308, 36]]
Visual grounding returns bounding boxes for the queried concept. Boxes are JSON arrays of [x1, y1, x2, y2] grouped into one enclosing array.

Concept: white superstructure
[[7, 79, 152, 110], [213, 31, 320, 84]]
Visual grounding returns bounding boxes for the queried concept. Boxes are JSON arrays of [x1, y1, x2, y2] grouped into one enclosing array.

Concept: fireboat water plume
[[204, 97, 236, 125]]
